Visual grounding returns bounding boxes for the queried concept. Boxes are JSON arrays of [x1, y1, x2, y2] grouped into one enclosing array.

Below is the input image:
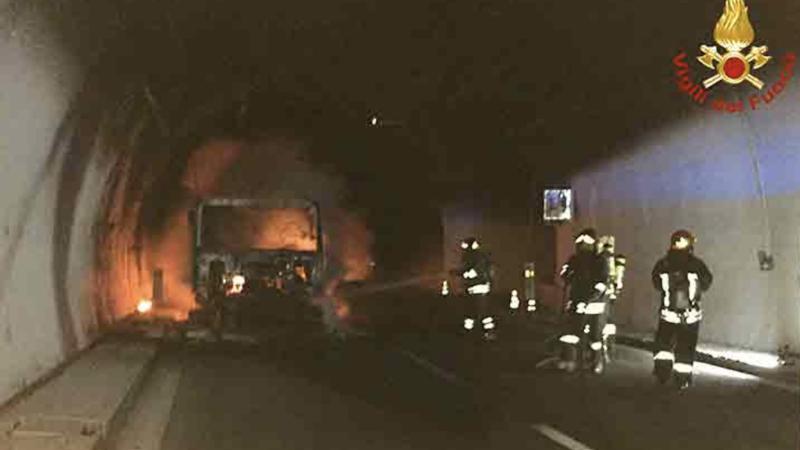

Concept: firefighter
[[458, 237, 496, 339], [558, 228, 609, 372], [651, 229, 713, 389], [598, 236, 626, 358]]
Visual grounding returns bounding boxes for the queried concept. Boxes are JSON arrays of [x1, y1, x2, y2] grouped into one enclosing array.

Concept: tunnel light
[[697, 346, 781, 369], [484, 322, 495, 330], [370, 116, 378, 126], [137, 299, 153, 314], [464, 319, 475, 330], [441, 281, 449, 296]]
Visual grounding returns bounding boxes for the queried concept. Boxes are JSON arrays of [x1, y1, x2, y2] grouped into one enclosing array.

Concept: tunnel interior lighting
[[694, 362, 759, 381], [697, 346, 780, 369]]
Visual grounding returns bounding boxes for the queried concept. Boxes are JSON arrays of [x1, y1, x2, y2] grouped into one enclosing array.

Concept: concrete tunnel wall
[[559, 83, 800, 354], [0, 8, 111, 406]]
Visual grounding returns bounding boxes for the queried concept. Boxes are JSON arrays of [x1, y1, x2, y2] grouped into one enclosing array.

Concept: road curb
[[616, 340, 799, 394], [94, 341, 161, 450], [0, 339, 160, 450]]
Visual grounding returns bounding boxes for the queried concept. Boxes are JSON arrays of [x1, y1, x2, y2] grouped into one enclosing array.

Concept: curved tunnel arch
[[34, 45, 381, 357]]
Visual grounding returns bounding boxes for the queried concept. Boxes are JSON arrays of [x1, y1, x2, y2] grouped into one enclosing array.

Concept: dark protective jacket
[[561, 250, 608, 303], [461, 251, 493, 287], [651, 250, 713, 309]]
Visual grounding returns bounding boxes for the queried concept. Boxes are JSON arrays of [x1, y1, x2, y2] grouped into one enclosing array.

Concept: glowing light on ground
[[694, 362, 759, 380], [698, 345, 780, 369]]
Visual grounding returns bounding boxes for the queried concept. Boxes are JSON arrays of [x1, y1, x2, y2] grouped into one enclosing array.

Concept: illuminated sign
[[543, 188, 573, 222]]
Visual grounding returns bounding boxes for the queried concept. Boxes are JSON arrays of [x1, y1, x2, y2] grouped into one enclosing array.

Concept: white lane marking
[[396, 349, 467, 386], [532, 424, 596, 450]]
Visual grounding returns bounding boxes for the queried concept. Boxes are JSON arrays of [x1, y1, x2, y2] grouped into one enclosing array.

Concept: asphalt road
[[111, 298, 799, 450]]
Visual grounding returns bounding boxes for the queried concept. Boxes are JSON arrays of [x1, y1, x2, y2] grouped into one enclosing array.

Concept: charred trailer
[[187, 198, 326, 333]]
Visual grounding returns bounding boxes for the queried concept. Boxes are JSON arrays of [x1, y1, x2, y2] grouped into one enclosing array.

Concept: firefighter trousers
[[653, 319, 699, 372]]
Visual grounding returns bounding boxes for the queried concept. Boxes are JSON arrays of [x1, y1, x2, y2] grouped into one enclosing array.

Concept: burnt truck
[[187, 198, 327, 335]]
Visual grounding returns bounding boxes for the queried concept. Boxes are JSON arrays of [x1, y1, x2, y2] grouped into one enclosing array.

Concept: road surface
[[110, 304, 799, 450]]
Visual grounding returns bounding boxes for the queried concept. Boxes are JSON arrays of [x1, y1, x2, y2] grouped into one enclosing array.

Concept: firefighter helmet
[[670, 229, 696, 252], [461, 237, 480, 251]]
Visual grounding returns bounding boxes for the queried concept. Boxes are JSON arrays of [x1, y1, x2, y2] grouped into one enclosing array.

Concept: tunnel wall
[[0, 8, 106, 405], [560, 87, 800, 353]]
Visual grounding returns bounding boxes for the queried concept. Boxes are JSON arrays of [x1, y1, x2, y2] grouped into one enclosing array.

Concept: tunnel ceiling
[[30, 0, 800, 192]]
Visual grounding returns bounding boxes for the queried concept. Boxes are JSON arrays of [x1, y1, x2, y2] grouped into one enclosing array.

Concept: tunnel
[[0, 0, 799, 416]]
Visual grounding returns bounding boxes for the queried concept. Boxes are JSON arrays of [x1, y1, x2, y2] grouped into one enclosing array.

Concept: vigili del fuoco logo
[[673, 0, 795, 113]]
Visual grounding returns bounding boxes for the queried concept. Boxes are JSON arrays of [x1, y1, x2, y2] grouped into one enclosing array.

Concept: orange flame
[[714, 0, 755, 52], [100, 138, 373, 323], [137, 299, 153, 314], [335, 300, 350, 319]]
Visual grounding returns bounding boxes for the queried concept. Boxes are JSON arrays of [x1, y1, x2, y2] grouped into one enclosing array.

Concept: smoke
[[130, 137, 373, 317], [328, 208, 374, 281]]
